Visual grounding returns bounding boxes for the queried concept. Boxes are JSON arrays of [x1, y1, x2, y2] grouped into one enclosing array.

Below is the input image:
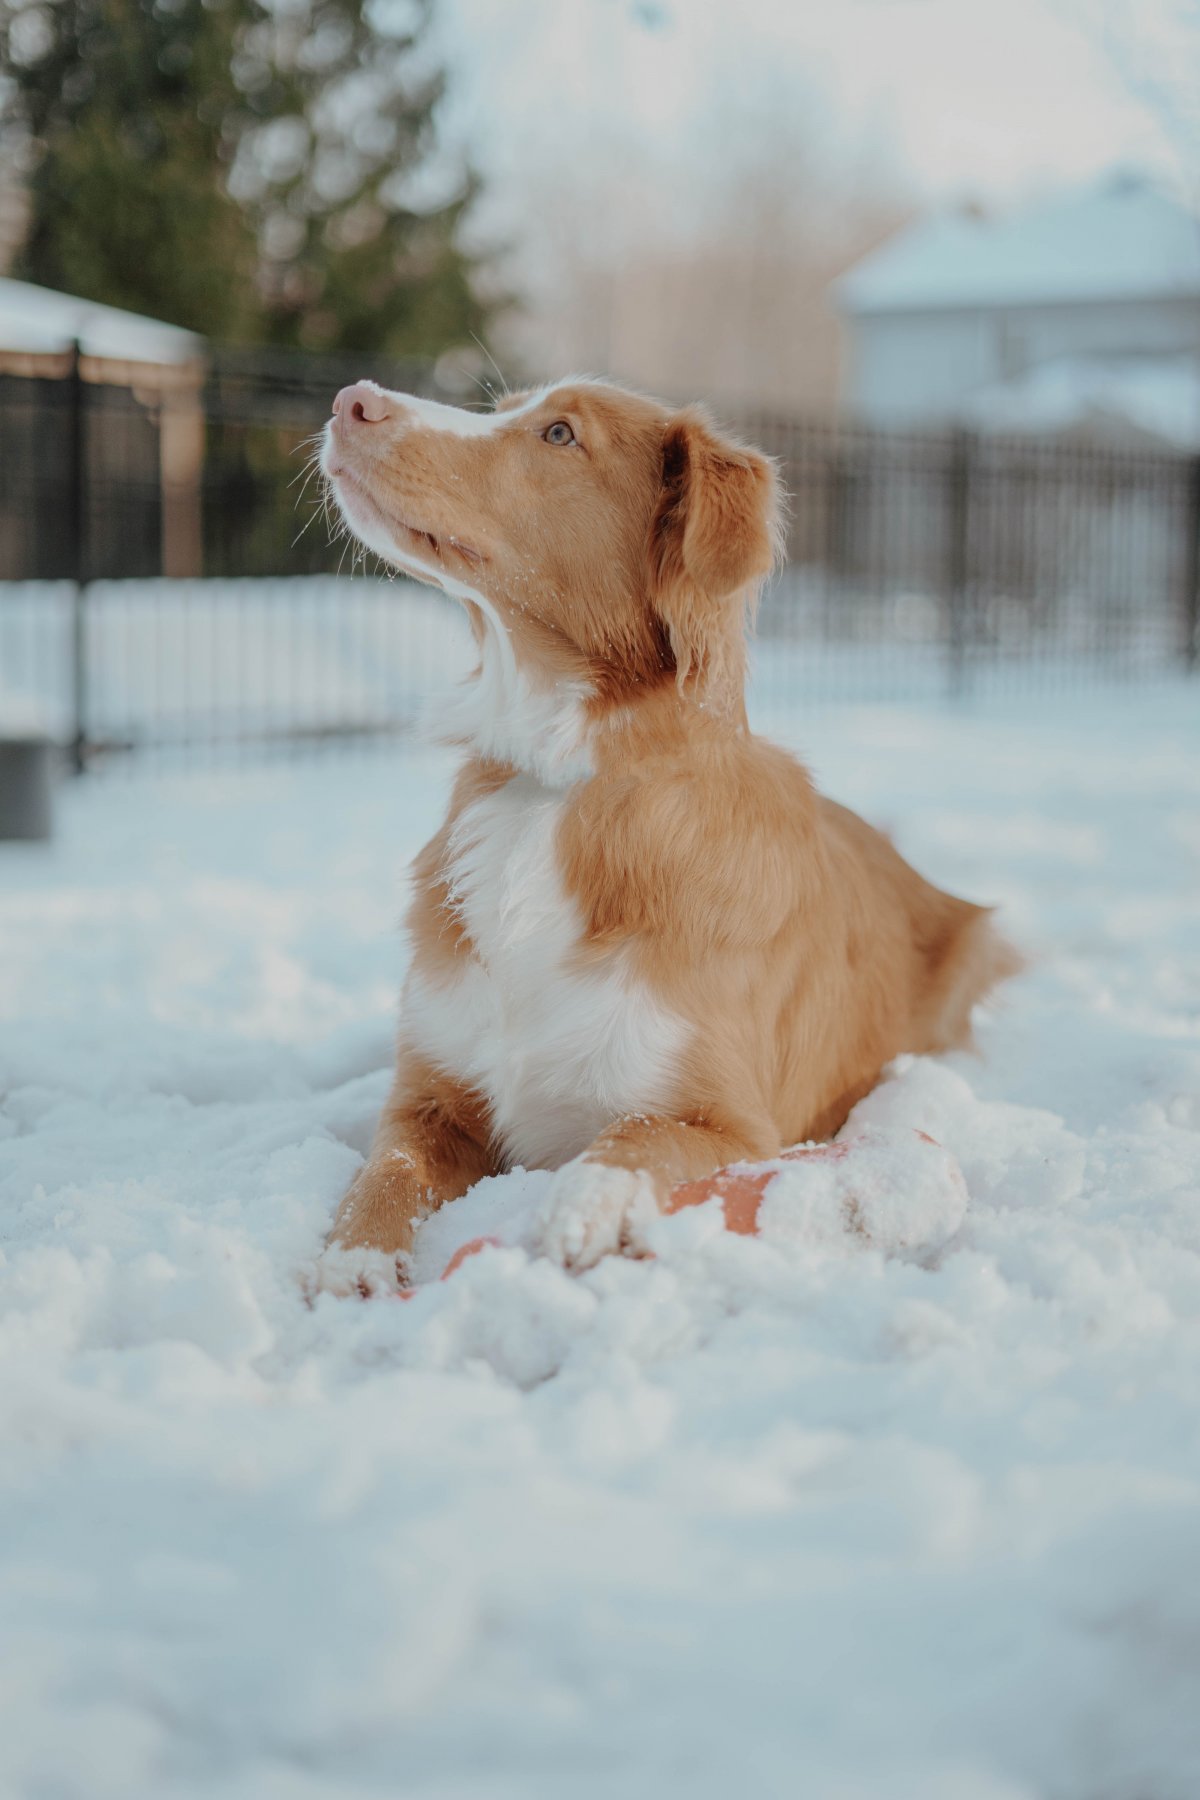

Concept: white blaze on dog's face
[[320, 377, 782, 721]]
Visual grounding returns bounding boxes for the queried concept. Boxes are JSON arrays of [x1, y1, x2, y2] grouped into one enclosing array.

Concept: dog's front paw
[[534, 1159, 661, 1272], [301, 1242, 409, 1302]]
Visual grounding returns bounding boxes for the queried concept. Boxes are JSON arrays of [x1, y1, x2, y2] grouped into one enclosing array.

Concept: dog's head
[[321, 378, 781, 720]]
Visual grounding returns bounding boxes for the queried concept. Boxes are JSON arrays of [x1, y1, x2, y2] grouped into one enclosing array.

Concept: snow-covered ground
[[1, 573, 1179, 759], [1, 677, 1199, 1799]]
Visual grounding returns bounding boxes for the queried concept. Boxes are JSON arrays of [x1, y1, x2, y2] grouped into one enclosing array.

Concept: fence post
[[65, 341, 88, 774], [1185, 453, 1200, 673], [826, 441, 848, 631], [946, 428, 973, 696]]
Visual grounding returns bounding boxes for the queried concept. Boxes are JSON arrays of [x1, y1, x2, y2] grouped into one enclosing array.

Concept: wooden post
[[160, 362, 206, 579]]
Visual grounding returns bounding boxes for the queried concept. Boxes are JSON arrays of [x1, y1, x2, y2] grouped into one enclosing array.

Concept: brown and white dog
[[319, 377, 1016, 1284]]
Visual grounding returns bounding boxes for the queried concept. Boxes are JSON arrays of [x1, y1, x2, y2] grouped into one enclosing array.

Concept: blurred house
[[836, 177, 1200, 449], [0, 277, 206, 577]]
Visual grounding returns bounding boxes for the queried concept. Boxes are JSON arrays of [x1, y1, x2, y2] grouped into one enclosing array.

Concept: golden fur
[[320, 377, 1018, 1278]]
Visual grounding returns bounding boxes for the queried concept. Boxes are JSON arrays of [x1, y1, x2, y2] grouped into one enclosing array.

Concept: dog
[[318, 376, 1016, 1283]]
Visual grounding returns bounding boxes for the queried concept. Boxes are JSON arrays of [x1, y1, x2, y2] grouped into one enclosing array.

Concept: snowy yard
[[2, 677, 1199, 1799]]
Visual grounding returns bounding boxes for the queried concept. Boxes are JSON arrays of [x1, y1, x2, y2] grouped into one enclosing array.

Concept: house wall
[[843, 296, 1200, 424]]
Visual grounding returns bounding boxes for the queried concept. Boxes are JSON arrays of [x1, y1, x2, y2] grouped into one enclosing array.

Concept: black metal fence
[[1, 343, 1197, 768], [0, 343, 460, 585]]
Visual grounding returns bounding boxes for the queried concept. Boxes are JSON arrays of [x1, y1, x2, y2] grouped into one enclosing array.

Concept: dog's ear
[[651, 408, 781, 710]]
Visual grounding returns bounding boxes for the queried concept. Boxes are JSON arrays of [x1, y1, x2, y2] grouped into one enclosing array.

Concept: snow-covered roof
[[0, 276, 202, 363], [966, 354, 1200, 450], [838, 178, 1200, 315]]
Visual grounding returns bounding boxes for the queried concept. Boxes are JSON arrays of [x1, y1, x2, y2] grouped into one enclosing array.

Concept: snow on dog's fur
[[318, 376, 1018, 1284]]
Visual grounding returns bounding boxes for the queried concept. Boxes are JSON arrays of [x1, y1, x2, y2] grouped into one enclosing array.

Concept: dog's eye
[[543, 421, 575, 447]]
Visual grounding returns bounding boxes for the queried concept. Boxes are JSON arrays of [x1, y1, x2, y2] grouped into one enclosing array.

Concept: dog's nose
[[332, 382, 392, 425]]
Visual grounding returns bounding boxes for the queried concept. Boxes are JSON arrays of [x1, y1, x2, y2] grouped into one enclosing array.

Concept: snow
[[2, 677, 1200, 1798], [0, 577, 473, 750], [837, 177, 1200, 314], [752, 1129, 969, 1257], [2, 575, 1184, 767]]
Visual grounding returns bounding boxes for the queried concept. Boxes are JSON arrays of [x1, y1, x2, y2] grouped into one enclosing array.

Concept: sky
[[430, 0, 1192, 243]]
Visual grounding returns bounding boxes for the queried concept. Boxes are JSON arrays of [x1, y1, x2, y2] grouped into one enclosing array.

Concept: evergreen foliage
[[0, 0, 490, 353]]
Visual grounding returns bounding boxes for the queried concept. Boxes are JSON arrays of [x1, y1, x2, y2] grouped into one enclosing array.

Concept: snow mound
[[756, 1125, 968, 1257]]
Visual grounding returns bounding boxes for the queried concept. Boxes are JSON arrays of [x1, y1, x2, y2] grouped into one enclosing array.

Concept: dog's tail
[[912, 898, 1025, 1054]]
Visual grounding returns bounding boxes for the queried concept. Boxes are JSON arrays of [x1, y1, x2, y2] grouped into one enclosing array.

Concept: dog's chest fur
[[404, 772, 687, 1170]]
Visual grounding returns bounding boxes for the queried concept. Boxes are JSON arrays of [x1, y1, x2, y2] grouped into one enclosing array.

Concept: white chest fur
[[403, 773, 688, 1170]]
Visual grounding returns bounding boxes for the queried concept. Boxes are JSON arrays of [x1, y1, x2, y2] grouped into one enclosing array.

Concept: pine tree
[[231, 0, 490, 355], [0, 0, 491, 354], [0, 0, 260, 337]]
